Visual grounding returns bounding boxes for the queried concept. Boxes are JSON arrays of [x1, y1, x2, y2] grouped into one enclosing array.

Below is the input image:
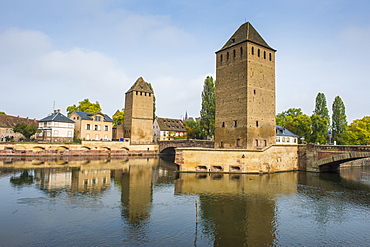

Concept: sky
[[1, 0, 369, 123]]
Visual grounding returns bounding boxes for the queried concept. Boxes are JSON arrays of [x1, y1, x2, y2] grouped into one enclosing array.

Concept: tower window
[[251, 47, 254, 55], [240, 47, 243, 57], [253, 89, 256, 95], [258, 49, 260, 57], [136, 91, 138, 95], [220, 54, 223, 63], [231, 38, 235, 43], [236, 138, 241, 147], [233, 49, 236, 58], [256, 121, 259, 127], [255, 139, 259, 146], [222, 122, 225, 128], [269, 53, 272, 61], [264, 51, 266, 59], [227, 52, 229, 60], [234, 120, 238, 127]]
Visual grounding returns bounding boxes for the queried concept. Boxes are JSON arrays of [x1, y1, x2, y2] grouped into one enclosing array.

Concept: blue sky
[[1, 0, 369, 122]]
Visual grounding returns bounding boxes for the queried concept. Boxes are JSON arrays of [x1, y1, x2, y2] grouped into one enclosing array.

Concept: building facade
[[0, 114, 38, 141], [275, 126, 298, 145], [124, 77, 154, 144], [69, 111, 113, 141], [153, 117, 187, 141], [37, 110, 75, 142], [214, 22, 276, 150]]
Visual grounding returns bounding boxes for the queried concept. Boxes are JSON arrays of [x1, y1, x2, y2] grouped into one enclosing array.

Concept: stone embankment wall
[[0, 141, 159, 156], [175, 145, 299, 174]]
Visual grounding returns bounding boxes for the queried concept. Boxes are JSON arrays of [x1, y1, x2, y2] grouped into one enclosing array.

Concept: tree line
[[277, 93, 369, 145]]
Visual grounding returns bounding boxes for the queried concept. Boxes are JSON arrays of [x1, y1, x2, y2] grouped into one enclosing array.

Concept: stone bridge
[[158, 140, 214, 154], [301, 144, 370, 172]]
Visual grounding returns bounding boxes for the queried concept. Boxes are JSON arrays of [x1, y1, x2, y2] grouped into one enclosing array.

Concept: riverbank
[[0, 141, 158, 156]]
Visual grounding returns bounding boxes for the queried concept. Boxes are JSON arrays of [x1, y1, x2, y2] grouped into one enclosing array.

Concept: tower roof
[[218, 22, 275, 52], [126, 77, 153, 94]]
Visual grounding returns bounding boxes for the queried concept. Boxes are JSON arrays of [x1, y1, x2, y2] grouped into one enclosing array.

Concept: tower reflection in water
[[175, 172, 298, 246]]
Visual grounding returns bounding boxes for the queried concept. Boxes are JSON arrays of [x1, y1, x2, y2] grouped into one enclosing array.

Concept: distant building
[[37, 110, 75, 142], [275, 126, 298, 145], [124, 77, 154, 144], [214, 22, 276, 149], [153, 117, 187, 141], [0, 114, 38, 141], [69, 111, 113, 141]]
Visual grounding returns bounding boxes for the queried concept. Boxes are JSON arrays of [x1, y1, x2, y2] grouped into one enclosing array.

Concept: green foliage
[[113, 109, 125, 127], [0, 111, 5, 115], [66, 98, 102, 116], [183, 120, 202, 139], [331, 96, 348, 144], [276, 108, 303, 127], [13, 123, 38, 141], [146, 82, 156, 119], [344, 116, 370, 145], [309, 114, 329, 144], [200, 76, 215, 139], [313, 92, 330, 129], [286, 114, 312, 142]]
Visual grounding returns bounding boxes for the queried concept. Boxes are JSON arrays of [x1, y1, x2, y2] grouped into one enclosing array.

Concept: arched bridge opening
[[158, 140, 214, 154]]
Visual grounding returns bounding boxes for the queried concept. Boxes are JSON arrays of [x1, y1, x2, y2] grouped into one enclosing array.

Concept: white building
[[37, 110, 75, 142], [276, 125, 298, 145], [153, 117, 187, 141]]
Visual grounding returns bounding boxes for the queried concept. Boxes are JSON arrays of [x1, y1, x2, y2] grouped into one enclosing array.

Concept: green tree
[[332, 96, 348, 144], [286, 114, 312, 143], [200, 76, 215, 139], [344, 116, 370, 145], [113, 109, 125, 127], [313, 92, 330, 128], [183, 120, 202, 139], [66, 98, 102, 116], [276, 108, 303, 127], [309, 114, 329, 144], [13, 123, 38, 141], [146, 82, 156, 120], [0, 111, 5, 115]]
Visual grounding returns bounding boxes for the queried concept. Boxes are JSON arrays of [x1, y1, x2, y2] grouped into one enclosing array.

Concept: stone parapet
[[175, 145, 299, 174]]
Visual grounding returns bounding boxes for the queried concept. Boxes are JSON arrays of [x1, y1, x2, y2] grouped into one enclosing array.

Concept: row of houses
[[0, 110, 189, 143]]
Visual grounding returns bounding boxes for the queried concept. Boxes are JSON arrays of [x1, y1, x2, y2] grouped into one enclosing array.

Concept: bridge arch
[[318, 153, 370, 172]]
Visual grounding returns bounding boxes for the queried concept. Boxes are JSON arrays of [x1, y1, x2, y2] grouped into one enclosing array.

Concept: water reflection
[[175, 172, 298, 246], [0, 157, 369, 246]]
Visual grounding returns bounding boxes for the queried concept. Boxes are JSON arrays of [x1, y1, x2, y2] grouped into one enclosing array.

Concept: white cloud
[[0, 28, 130, 118]]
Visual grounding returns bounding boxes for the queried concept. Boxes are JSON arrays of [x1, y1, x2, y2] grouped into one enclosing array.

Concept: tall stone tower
[[124, 77, 154, 144], [214, 22, 276, 150]]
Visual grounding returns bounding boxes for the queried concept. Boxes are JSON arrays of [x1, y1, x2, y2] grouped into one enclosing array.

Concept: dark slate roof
[[218, 22, 275, 52], [276, 125, 298, 137], [156, 117, 187, 131], [126, 77, 153, 94], [0, 114, 38, 127], [39, 112, 75, 123], [73, 111, 113, 122]]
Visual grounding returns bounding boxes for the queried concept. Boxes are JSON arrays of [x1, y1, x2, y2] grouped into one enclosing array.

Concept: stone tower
[[124, 77, 154, 144], [214, 22, 276, 150]]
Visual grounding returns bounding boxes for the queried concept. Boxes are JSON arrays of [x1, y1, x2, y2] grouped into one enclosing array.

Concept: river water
[[0, 156, 369, 246]]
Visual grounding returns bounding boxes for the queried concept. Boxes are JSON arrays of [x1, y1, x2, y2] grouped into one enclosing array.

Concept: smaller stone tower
[[124, 77, 154, 144]]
